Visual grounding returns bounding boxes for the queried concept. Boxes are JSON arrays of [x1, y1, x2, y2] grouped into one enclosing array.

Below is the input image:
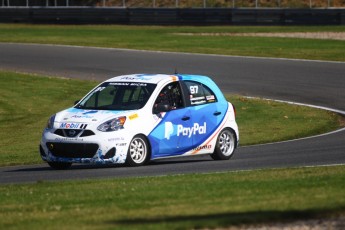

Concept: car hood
[[55, 108, 130, 125]]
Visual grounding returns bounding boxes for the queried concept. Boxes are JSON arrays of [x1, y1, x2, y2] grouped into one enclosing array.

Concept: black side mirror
[[74, 100, 80, 105], [154, 102, 171, 114]]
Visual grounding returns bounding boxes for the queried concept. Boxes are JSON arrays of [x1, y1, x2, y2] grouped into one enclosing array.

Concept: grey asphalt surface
[[1, 43, 345, 184]]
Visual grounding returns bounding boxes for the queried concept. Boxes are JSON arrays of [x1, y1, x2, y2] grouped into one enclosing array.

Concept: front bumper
[[40, 128, 130, 164]]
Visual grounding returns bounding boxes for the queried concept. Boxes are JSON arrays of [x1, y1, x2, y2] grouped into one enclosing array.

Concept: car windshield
[[76, 82, 156, 110]]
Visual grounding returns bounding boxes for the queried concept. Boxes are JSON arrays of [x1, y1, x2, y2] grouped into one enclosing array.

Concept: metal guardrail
[[1, 0, 345, 8]]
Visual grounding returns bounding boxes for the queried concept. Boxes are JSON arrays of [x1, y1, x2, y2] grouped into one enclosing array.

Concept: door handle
[[213, 111, 221, 116], [182, 116, 190, 121]]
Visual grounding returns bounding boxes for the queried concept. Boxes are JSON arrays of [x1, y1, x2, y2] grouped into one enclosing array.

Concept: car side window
[[185, 81, 217, 106], [153, 82, 183, 112]]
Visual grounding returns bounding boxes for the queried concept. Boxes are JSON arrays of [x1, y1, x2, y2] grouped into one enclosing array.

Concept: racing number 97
[[190, 85, 198, 94]]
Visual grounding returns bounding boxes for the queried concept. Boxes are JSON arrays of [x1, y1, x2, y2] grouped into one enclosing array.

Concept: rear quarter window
[[184, 81, 217, 106]]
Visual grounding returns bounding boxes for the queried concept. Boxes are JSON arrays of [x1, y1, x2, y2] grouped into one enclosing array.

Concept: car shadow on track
[[3, 156, 214, 172]]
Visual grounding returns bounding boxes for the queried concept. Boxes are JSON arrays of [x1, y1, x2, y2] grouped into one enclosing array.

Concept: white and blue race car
[[40, 74, 239, 169]]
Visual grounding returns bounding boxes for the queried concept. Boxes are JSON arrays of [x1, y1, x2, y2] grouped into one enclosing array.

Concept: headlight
[[46, 114, 56, 129], [97, 116, 126, 132]]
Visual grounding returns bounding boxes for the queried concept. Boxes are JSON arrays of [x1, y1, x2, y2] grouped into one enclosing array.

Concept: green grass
[[0, 24, 345, 61], [1, 165, 345, 229], [0, 71, 343, 166], [0, 72, 97, 166]]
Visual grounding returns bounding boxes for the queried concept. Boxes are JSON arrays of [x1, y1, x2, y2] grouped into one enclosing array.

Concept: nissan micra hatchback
[[40, 74, 239, 169]]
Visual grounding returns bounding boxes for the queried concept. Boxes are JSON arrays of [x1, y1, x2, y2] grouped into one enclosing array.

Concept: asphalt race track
[[1, 43, 345, 184]]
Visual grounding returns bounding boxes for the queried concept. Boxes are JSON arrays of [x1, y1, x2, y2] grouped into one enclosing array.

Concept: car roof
[[105, 74, 179, 84], [105, 74, 215, 85], [104, 74, 226, 101]]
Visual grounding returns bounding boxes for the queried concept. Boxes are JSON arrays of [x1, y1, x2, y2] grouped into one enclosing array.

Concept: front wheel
[[48, 162, 72, 170], [126, 135, 150, 167], [211, 129, 236, 160]]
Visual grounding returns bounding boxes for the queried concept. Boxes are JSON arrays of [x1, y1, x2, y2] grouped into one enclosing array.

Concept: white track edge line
[[241, 96, 345, 147]]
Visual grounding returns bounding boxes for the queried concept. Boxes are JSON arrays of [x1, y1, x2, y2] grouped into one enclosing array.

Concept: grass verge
[[1, 165, 345, 229], [0, 24, 345, 61], [0, 71, 343, 166]]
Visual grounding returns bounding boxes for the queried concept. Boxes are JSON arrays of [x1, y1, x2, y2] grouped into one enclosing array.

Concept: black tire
[[48, 162, 72, 170], [126, 135, 150, 167], [211, 128, 236, 160]]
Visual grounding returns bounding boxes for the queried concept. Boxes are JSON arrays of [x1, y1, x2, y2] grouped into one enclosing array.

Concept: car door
[[183, 80, 227, 149], [148, 82, 193, 158]]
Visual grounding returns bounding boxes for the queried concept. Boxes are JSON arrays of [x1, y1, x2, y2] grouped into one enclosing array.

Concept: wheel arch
[[211, 127, 237, 161], [126, 133, 152, 166], [135, 133, 152, 159]]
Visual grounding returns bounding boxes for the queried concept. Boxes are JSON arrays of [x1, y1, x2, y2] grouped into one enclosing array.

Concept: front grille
[[80, 130, 95, 137], [46, 142, 99, 158], [54, 129, 65, 136], [54, 129, 95, 137]]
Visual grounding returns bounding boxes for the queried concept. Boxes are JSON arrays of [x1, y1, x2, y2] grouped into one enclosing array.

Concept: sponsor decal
[[164, 122, 207, 139], [60, 123, 81, 129], [110, 82, 130, 86], [109, 82, 147, 86], [190, 96, 206, 105], [130, 83, 147, 86], [164, 122, 174, 140], [108, 137, 125, 142], [116, 143, 127, 147], [71, 114, 94, 119], [177, 122, 206, 138], [193, 144, 212, 151], [55, 137, 83, 142], [59, 123, 87, 129], [120, 75, 152, 81], [129, 113, 139, 120], [206, 95, 215, 100]]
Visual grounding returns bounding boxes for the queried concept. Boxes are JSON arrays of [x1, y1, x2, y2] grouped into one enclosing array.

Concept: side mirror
[[74, 100, 80, 105], [154, 102, 171, 114]]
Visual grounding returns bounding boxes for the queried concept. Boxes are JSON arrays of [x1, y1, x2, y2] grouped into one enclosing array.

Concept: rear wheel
[[211, 128, 236, 160], [48, 162, 72, 170], [126, 135, 150, 167]]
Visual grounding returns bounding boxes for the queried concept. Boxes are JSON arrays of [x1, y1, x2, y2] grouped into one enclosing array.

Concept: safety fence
[[1, 0, 345, 8], [0, 7, 344, 25]]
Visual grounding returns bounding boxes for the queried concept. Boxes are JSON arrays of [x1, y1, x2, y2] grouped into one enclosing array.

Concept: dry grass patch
[[175, 32, 345, 41]]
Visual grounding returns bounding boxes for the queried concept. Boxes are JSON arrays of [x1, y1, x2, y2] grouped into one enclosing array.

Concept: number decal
[[190, 85, 199, 94]]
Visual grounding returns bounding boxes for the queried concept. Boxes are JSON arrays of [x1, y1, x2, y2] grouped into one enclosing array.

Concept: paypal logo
[[164, 122, 207, 139], [177, 122, 207, 138], [121, 74, 152, 81], [164, 122, 174, 140]]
